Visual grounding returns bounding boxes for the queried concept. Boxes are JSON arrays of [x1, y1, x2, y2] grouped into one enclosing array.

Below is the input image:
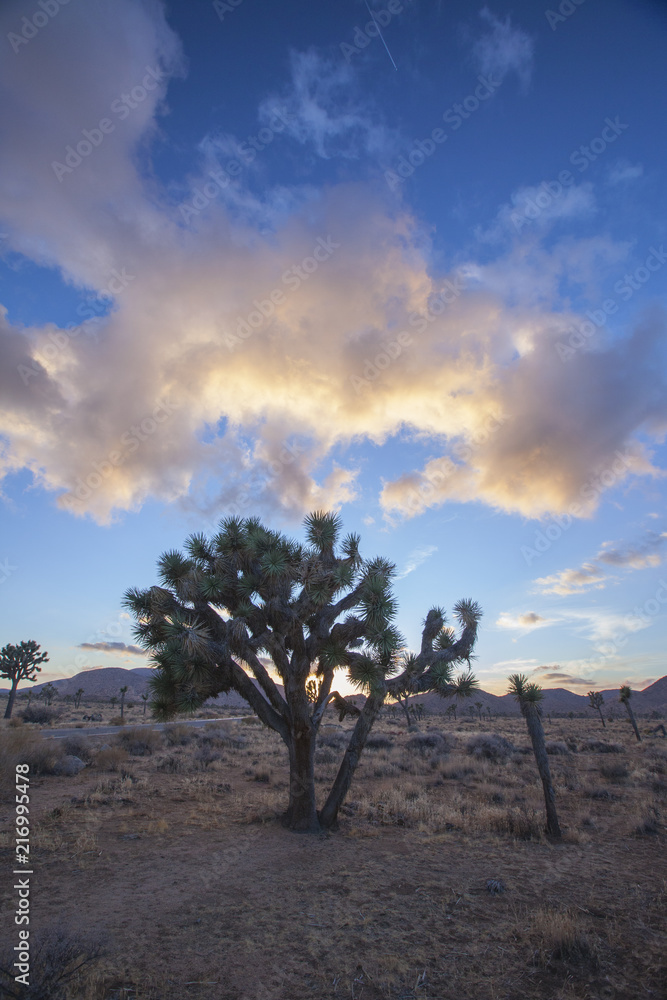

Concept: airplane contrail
[[364, 0, 398, 71]]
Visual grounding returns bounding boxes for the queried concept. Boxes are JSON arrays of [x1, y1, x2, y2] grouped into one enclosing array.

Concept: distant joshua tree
[[587, 690, 606, 729], [475, 700, 483, 720], [74, 688, 85, 709], [508, 674, 561, 839], [141, 692, 149, 716], [119, 685, 129, 719], [1, 641, 49, 719], [619, 685, 641, 742], [42, 682, 57, 706], [110, 696, 118, 709]]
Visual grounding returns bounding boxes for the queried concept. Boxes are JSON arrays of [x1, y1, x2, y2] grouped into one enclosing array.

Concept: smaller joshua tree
[[119, 685, 128, 719], [74, 688, 85, 709], [1, 641, 49, 719], [619, 685, 641, 742], [587, 690, 606, 729], [508, 674, 561, 839], [141, 692, 148, 716]]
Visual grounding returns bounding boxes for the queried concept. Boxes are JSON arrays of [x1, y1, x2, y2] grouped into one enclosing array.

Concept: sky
[[0, 0, 666, 697]]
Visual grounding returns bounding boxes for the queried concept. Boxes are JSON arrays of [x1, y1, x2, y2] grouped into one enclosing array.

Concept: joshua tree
[[1, 641, 49, 719], [74, 688, 85, 709], [392, 674, 420, 727], [124, 511, 482, 832], [475, 700, 483, 720], [619, 685, 641, 742], [119, 685, 128, 719], [41, 682, 57, 706], [508, 674, 561, 838], [141, 692, 148, 715], [445, 703, 457, 722], [587, 690, 606, 729], [109, 696, 118, 709]]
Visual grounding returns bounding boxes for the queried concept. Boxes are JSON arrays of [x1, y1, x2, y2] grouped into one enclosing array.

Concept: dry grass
[[0, 714, 665, 999]]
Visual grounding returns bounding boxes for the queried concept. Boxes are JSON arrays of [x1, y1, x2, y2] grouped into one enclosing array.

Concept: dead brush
[[0, 728, 65, 791], [0, 924, 106, 1000], [163, 723, 196, 746], [115, 726, 163, 756], [94, 746, 129, 772], [529, 907, 597, 966]]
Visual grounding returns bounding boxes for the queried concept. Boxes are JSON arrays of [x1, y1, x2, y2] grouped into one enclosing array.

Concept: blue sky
[[1, 0, 666, 695]]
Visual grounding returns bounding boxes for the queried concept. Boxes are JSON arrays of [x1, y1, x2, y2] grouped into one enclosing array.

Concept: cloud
[[0, 2, 665, 530], [78, 642, 146, 656], [472, 8, 535, 90], [535, 530, 667, 594], [607, 161, 644, 185], [395, 544, 438, 580], [535, 563, 607, 596], [492, 658, 539, 669], [540, 671, 594, 685], [480, 182, 596, 243], [496, 611, 552, 630]]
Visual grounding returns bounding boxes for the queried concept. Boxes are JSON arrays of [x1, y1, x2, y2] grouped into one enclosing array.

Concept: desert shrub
[[95, 746, 129, 771], [316, 746, 338, 764], [21, 706, 58, 725], [194, 746, 221, 769], [600, 762, 629, 781], [61, 734, 94, 763], [157, 753, 187, 773], [634, 806, 661, 836], [0, 729, 61, 795], [490, 806, 541, 840], [252, 768, 272, 783], [164, 723, 196, 746], [531, 908, 596, 966], [581, 739, 625, 754], [406, 732, 450, 754], [109, 715, 126, 726], [585, 787, 621, 801], [0, 924, 105, 1000], [466, 733, 515, 761], [116, 727, 162, 756], [318, 730, 347, 749], [545, 741, 571, 755], [201, 724, 246, 749], [366, 734, 393, 750]]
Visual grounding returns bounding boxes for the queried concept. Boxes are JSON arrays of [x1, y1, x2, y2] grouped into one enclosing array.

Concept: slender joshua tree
[[508, 674, 561, 839], [124, 511, 482, 833], [0, 641, 49, 719], [619, 685, 641, 742], [119, 685, 128, 719], [587, 690, 606, 729]]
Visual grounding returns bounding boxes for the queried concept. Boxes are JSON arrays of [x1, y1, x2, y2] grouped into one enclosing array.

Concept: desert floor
[[1, 710, 666, 1000]]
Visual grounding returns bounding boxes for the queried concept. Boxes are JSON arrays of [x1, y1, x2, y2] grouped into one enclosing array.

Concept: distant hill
[[2, 667, 665, 716]]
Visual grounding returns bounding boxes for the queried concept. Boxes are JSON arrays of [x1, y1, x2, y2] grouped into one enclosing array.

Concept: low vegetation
[[0, 711, 664, 998]]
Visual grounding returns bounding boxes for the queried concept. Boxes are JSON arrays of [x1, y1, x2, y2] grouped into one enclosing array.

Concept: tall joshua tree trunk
[[508, 674, 561, 839], [319, 691, 384, 829], [4, 678, 19, 719], [284, 724, 320, 832], [523, 701, 561, 838], [620, 686, 641, 742]]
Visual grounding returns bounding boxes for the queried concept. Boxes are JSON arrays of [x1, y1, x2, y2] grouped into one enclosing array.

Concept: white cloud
[[607, 161, 644, 185], [496, 611, 553, 630], [0, 1, 665, 531], [395, 544, 438, 580], [535, 530, 667, 594], [472, 8, 535, 90]]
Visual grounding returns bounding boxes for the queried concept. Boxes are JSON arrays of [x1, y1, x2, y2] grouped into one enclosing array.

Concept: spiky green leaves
[[508, 673, 544, 704], [348, 654, 384, 694], [304, 510, 343, 552], [453, 599, 483, 628], [619, 685, 632, 703]]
